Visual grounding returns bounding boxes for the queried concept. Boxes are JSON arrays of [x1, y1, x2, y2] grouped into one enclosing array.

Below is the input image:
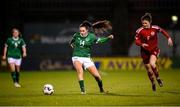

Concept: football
[[43, 84, 54, 95]]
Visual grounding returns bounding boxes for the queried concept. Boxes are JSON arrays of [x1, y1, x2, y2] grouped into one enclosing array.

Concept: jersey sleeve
[[159, 27, 171, 39], [94, 36, 110, 44], [135, 32, 142, 46], [4, 38, 10, 47], [135, 27, 144, 46], [21, 38, 26, 47], [153, 25, 170, 39], [95, 37, 109, 44]]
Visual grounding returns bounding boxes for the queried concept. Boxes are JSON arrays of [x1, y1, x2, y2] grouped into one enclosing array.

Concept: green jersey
[[5, 37, 26, 59], [70, 32, 109, 57]]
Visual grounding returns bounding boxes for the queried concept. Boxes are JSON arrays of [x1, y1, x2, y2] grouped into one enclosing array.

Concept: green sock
[[94, 77, 103, 90], [79, 80, 85, 92], [11, 72, 17, 83], [15, 71, 19, 83]]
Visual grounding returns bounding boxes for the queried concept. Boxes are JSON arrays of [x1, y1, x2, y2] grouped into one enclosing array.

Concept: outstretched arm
[[69, 38, 75, 48], [69, 34, 76, 48], [95, 35, 114, 44], [160, 28, 173, 47]]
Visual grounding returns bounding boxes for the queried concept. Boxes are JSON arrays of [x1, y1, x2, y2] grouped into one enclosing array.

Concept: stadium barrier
[[93, 57, 173, 70], [0, 57, 179, 71]]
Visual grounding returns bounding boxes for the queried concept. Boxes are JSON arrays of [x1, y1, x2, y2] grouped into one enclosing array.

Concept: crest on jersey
[[151, 31, 155, 36], [85, 38, 89, 41]]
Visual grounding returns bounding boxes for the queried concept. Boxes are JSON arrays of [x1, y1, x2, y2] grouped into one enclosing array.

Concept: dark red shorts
[[140, 48, 160, 64]]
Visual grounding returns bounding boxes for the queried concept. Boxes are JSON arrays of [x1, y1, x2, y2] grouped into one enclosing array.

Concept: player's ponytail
[[92, 20, 112, 36], [80, 20, 112, 36], [141, 13, 152, 23]]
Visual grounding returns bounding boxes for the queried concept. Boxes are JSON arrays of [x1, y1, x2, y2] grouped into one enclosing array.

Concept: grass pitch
[[0, 69, 180, 106]]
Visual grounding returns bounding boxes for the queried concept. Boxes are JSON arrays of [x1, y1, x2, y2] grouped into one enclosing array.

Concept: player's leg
[[150, 55, 163, 87], [7, 58, 18, 86], [144, 64, 156, 91], [14, 65, 21, 87], [14, 59, 22, 86], [87, 66, 104, 93], [149, 55, 159, 78], [141, 49, 156, 91], [73, 60, 86, 94], [9, 63, 20, 87], [15, 66, 20, 83], [9, 63, 16, 83]]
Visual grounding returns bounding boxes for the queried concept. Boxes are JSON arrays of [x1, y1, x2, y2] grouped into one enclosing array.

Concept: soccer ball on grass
[[43, 84, 54, 95]]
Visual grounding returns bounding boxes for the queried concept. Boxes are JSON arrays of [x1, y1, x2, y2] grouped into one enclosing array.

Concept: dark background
[[0, 0, 180, 70]]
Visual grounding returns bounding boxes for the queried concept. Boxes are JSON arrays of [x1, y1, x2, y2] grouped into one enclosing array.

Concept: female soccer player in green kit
[[2, 28, 27, 88], [70, 21, 113, 94]]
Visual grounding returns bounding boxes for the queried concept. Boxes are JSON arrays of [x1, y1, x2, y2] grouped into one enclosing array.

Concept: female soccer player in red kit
[[135, 13, 173, 91]]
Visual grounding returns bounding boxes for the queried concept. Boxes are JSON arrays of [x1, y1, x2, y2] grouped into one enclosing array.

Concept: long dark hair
[[141, 13, 152, 23], [79, 20, 112, 36]]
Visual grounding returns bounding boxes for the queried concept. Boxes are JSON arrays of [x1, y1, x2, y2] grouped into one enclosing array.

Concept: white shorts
[[72, 57, 95, 70], [7, 58, 22, 66]]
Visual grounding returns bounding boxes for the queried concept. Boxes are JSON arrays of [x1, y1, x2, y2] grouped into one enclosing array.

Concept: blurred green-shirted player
[[70, 21, 113, 94], [71, 32, 110, 57], [2, 28, 27, 88]]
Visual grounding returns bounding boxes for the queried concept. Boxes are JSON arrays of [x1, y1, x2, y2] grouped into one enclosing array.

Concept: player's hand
[[108, 35, 114, 39], [70, 44, 74, 48], [2, 55, 6, 60], [168, 38, 173, 47], [23, 53, 27, 57], [141, 43, 149, 48]]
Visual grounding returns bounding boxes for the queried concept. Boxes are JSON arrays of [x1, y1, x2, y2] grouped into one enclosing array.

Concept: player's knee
[[75, 67, 83, 73], [150, 61, 156, 68], [147, 68, 153, 73]]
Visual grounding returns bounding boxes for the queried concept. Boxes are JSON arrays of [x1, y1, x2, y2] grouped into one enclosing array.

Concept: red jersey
[[135, 25, 170, 51]]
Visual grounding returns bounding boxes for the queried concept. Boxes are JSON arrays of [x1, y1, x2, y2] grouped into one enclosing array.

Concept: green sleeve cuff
[[96, 37, 109, 44]]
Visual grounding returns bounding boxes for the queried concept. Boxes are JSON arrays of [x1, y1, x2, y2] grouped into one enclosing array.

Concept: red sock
[[147, 72, 154, 84], [151, 66, 159, 79]]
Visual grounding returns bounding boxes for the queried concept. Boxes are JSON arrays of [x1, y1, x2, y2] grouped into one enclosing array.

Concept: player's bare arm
[[2, 45, 7, 60]]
